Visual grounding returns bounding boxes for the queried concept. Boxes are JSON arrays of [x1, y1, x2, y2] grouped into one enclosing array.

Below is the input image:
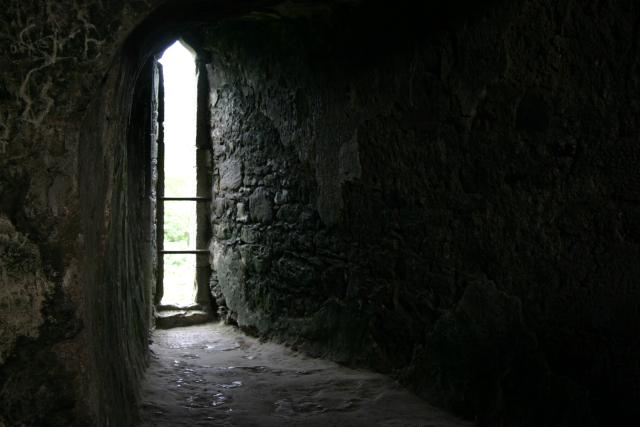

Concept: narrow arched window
[[155, 40, 212, 318]]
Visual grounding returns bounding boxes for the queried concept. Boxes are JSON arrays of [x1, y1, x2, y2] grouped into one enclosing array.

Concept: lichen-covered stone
[[0, 215, 53, 364], [1, 0, 161, 423]]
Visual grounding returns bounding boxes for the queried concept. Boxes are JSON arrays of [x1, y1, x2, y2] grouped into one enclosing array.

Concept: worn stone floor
[[138, 323, 472, 427]]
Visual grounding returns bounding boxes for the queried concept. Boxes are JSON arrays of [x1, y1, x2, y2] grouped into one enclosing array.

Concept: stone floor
[[138, 323, 472, 427]]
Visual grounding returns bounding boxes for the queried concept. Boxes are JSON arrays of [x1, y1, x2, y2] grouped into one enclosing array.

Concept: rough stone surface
[[248, 187, 274, 224], [0, 215, 53, 364], [204, 3, 640, 426], [219, 158, 243, 191], [0, 1, 159, 424], [1, 1, 640, 426]]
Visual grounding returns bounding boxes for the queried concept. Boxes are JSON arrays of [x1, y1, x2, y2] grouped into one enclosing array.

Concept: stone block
[[213, 197, 226, 218], [249, 187, 273, 224], [236, 202, 248, 222], [240, 226, 261, 244], [276, 204, 301, 223], [274, 189, 289, 205], [219, 159, 243, 191]]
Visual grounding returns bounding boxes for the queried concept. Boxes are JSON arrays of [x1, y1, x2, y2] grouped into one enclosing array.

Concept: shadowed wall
[[1, 1, 639, 425]]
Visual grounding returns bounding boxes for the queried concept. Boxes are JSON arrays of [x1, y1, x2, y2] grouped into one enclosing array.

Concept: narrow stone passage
[[138, 323, 471, 427]]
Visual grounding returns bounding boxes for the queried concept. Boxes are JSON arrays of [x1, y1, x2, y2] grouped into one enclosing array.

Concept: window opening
[[157, 40, 207, 307]]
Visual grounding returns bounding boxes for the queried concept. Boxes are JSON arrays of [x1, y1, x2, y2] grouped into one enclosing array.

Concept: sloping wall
[[0, 1, 160, 424]]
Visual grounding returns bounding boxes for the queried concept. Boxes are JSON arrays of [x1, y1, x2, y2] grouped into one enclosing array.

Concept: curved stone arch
[[77, 2, 277, 424]]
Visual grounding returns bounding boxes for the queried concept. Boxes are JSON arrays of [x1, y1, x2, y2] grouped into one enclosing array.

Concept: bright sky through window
[[158, 40, 198, 307], [159, 40, 197, 197]]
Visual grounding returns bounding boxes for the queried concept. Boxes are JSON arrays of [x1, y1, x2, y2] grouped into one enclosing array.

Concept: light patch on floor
[[138, 323, 472, 427]]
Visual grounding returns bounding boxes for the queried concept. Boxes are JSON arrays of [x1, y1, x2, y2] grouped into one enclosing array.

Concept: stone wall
[[0, 1, 165, 425], [203, 3, 640, 426], [205, 16, 373, 357], [1, 1, 640, 426]]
